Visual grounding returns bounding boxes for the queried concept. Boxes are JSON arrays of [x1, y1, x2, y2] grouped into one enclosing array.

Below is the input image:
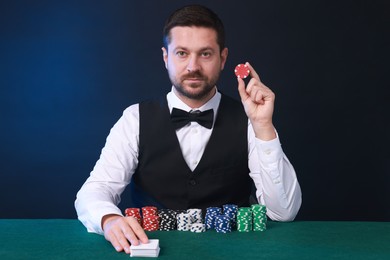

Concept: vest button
[[189, 179, 197, 186]]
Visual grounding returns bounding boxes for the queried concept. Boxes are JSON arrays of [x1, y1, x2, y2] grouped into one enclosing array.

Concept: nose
[[186, 55, 200, 72]]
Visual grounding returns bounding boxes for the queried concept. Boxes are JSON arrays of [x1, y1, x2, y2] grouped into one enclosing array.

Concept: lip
[[184, 78, 203, 82]]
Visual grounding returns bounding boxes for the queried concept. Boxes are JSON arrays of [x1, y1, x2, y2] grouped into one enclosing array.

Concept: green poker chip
[[236, 204, 267, 232]]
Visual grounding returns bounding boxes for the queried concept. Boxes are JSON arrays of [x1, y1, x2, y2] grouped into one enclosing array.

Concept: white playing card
[[130, 239, 160, 257]]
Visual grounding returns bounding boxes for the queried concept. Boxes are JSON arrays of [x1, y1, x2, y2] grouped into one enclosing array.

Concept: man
[[75, 5, 301, 254]]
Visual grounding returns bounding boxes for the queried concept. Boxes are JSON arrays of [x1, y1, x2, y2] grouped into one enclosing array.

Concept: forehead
[[168, 26, 219, 50]]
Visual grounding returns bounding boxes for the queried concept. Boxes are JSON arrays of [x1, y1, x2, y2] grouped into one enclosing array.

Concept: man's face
[[162, 26, 228, 103]]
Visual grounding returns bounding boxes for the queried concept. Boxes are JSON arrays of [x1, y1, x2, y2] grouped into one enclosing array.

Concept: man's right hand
[[102, 214, 149, 254]]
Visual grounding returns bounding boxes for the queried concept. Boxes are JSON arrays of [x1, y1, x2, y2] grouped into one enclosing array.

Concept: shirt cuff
[[255, 136, 284, 164], [82, 204, 124, 235]]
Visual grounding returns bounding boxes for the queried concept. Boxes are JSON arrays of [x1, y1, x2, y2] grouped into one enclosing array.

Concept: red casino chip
[[125, 208, 142, 225], [125, 208, 140, 216], [234, 64, 250, 79], [143, 215, 160, 231], [142, 206, 158, 217]]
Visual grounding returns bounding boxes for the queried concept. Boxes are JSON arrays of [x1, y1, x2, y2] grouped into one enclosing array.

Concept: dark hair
[[163, 5, 225, 52]]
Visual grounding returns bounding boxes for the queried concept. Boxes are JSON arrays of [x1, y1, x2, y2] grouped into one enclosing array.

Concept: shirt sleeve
[[74, 104, 140, 234], [247, 121, 302, 221]]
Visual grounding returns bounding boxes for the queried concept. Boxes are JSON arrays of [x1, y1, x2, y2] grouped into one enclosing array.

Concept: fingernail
[[115, 246, 121, 252]]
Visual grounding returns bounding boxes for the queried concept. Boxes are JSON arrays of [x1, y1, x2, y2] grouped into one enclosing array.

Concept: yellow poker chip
[[234, 64, 250, 79]]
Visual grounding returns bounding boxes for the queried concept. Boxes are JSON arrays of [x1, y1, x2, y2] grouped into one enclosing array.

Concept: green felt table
[[0, 219, 389, 259]]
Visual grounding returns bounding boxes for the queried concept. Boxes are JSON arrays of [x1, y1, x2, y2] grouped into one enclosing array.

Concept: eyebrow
[[172, 46, 216, 53]]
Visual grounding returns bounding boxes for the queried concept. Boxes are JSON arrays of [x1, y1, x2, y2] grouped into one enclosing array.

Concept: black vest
[[131, 94, 252, 210]]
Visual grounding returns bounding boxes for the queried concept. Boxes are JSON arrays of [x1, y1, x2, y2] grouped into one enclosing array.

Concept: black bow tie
[[170, 108, 214, 129]]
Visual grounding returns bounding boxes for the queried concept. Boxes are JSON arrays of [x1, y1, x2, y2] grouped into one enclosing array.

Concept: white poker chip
[[190, 223, 206, 233]]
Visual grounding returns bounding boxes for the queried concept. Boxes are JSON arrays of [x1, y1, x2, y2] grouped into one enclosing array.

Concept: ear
[[220, 47, 228, 70], [162, 47, 168, 69]]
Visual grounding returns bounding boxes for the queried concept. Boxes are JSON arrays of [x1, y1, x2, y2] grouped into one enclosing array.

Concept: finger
[[115, 218, 140, 249], [105, 225, 131, 253], [116, 231, 131, 254], [245, 78, 261, 101], [254, 89, 265, 105], [245, 62, 261, 82], [107, 217, 135, 254], [108, 220, 133, 254], [126, 216, 149, 244], [237, 77, 249, 102], [245, 77, 257, 93], [105, 229, 124, 253]]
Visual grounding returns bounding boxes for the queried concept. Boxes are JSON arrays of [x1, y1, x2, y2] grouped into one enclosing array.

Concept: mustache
[[182, 71, 205, 80]]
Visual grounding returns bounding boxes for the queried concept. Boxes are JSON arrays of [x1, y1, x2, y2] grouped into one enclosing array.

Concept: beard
[[169, 70, 220, 100]]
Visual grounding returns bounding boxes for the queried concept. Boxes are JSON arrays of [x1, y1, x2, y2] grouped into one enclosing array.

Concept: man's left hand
[[237, 62, 277, 141]]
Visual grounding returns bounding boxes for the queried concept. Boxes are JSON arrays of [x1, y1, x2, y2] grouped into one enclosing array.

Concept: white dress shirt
[[75, 88, 302, 234]]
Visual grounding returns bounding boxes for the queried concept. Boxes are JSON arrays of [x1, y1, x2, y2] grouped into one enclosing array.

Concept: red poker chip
[[142, 215, 160, 231], [234, 64, 250, 79], [142, 206, 157, 217], [125, 208, 140, 215], [124, 208, 143, 224]]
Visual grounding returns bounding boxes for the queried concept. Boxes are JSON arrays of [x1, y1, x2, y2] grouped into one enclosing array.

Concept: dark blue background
[[1, 0, 389, 220]]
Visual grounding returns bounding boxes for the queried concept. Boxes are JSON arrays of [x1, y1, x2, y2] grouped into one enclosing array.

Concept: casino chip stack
[[124, 208, 142, 225], [205, 207, 222, 230], [176, 210, 206, 232], [124, 205, 266, 234], [176, 213, 191, 231], [214, 214, 232, 233], [187, 208, 202, 224], [236, 207, 253, 232], [188, 208, 206, 232], [222, 204, 238, 230], [157, 209, 178, 231], [251, 204, 267, 231], [141, 206, 159, 231]]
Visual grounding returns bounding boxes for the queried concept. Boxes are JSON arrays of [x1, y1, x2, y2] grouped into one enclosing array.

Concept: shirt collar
[[167, 86, 221, 116]]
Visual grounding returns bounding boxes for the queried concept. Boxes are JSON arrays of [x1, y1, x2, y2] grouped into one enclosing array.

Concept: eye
[[176, 51, 187, 57], [201, 52, 212, 58]]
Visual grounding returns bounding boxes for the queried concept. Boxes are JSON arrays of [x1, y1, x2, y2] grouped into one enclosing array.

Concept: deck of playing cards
[[130, 239, 160, 257]]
